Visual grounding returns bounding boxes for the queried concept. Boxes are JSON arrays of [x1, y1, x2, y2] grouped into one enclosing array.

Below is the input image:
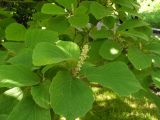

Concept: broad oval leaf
[[75, 5, 88, 14], [118, 19, 149, 31], [25, 29, 59, 48], [83, 61, 141, 96], [47, 16, 70, 33], [32, 41, 80, 66], [103, 16, 116, 29], [90, 2, 111, 19], [2, 42, 25, 54], [0, 65, 39, 87], [8, 48, 33, 69], [99, 40, 122, 60], [7, 96, 51, 120], [89, 27, 113, 40], [31, 80, 51, 109], [56, 40, 80, 60], [145, 42, 160, 55], [50, 71, 94, 120], [5, 23, 26, 41], [128, 47, 152, 70], [41, 3, 66, 15], [118, 30, 149, 41], [68, 14, 89, 28], [32, 42, 69, 66]]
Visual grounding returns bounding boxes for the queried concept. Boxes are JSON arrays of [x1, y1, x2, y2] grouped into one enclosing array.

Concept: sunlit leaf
[[83, 61, 141, 96], [5, 23, 26, 41], [128, 47, 152, 70], [50, 71, 94, 120], [0, 65, 39, 87], [8, 96, 51, 120]]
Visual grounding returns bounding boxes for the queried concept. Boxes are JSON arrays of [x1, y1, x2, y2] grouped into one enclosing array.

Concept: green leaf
[[68, 14, 89, 28], [79, 1, 92, 11], [149, 54, 160, 67], [33, 43, 69, 66], [42, 65, 61, 80], [119, 30, 149, 41], [0, 51, 7, 64], [86, 40, 104, 64], [118, 19, 149, 31], [41, 3, 66, 15], [56, 40, 80, 59], [75, 6, 88, 14], [47, 16, 70, 33], [90, 2, 111, 19], [8, 49, 33, 69], [145, 42, 160, 55], [128, 47, 152, 70], [2, 42, 25, 54], [55, 0, 77, 10], [0, 114, 7, 120], [152, 70, 160, 88], [135, 26, 152, 36], [113, 0, 135, 9], [25, 29, 59, 48], [89, 27, 113, 40], [5, 23, 26, 41], [0, 94, 18, 115], [99, 40, 122, 60], [83, 62, 141, 96], [31, 12, 51, 21], [7, 96, 51, 120], [103, 16, 116, 29], [50, 71, 94, 120], [0, 65, 39, 87], [33, 41, 80, 66], [31, 80, 51, 109]]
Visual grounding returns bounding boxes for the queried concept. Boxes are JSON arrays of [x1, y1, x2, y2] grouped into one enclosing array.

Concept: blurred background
[[138, 0, 160, 28]]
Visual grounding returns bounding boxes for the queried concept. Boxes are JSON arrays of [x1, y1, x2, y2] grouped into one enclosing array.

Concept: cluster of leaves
[[0, 0, 160, 120]]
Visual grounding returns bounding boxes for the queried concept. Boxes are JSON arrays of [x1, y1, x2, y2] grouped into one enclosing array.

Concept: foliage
[[0, 0, 160, 120], [140, 10, 160, 28]]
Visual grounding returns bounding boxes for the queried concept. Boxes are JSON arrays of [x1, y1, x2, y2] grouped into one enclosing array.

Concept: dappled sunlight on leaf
[[110, 48, 119, 55], [4, 87, 23, 101]]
